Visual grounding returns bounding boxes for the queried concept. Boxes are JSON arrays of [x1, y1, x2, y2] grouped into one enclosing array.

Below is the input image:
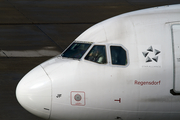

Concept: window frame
[[60, 41, 93, 60], [61, 41, 129, 67], [108, 44, 129, 67], [83, 43, 109, 65]]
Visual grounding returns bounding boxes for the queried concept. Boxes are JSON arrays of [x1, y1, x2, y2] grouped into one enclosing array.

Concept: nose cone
[[16, 65, 51, 119]]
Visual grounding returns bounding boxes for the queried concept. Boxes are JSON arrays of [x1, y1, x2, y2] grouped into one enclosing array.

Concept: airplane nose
[[16, 65, 51, 119]]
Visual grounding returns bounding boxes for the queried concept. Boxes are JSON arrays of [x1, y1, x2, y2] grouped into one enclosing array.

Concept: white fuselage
[[16, 4, 180, 120]]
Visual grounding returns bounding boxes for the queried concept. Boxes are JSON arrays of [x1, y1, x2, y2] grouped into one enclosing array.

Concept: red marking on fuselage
[[134, 80, 161, 86], [114, 98, 121, 103]]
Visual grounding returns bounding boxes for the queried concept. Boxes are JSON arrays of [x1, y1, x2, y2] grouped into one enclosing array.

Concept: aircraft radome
[[16, 4, 180, 120]]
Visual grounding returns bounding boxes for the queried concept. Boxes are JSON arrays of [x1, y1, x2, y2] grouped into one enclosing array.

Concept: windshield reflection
[[61, 42, 91, 59]]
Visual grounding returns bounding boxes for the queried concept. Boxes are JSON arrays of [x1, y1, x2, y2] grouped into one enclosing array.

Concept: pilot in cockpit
[[85, 45, 107, 64]]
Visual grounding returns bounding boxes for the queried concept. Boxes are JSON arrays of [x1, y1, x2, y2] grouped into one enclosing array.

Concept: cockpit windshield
[[85, 45, 107, 64], [61, 42, 91, 59]]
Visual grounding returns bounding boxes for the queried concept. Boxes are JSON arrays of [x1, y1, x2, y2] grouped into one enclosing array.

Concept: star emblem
[[142, 46, 161, 63]]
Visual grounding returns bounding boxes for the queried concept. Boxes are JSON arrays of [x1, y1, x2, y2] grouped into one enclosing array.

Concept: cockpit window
[[110, 46, 127, 65], [85, 45, 107, 64], [61, 42, 91, 59]]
